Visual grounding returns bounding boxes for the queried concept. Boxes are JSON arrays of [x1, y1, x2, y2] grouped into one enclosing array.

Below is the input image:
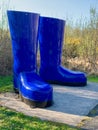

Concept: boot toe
[[58, 66, 87, 86], [19, 72, 53, 108], [40, 66, 87, 86]]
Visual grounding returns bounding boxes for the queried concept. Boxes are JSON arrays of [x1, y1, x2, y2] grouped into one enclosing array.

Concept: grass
[[0, 106, 79, 130], [0, 75, 13, 93], [87, 75, 98, 83], [0, 75, 98, 130]]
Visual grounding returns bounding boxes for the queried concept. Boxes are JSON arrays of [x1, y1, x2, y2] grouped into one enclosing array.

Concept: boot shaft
[[7, 10, 40, 74], [38, 16, 65, 68]]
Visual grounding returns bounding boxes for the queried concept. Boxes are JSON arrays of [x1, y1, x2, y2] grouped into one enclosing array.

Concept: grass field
[[0, 75, 98, 130], [0, 106, 80, 130]]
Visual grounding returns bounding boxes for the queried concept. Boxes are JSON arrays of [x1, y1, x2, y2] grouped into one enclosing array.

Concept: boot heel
[[14, 87, 19, 94]]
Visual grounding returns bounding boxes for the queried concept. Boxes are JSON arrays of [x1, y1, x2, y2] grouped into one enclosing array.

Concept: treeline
[[63, 8, 98, 75], [0, 6, 98, 75]]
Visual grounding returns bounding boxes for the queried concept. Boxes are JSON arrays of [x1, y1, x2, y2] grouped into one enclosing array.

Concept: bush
[[63, 8, 98, 75], [0, 29, 12, 75]]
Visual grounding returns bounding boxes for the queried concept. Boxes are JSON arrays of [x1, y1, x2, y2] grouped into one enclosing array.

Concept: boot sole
[[46, 80, 87, 87], [19, 94, 53, 108]]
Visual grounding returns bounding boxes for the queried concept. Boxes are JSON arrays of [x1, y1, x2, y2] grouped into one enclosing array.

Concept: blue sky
[[0, 0, 98, 24]]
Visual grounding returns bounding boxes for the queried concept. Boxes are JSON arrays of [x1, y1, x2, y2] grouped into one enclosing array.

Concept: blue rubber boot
[[38, 16, 87, 86], [7, 11, 53, 107]]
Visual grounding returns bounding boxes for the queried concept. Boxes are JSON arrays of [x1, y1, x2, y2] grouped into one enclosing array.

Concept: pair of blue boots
[[7, 10, 87, 108]]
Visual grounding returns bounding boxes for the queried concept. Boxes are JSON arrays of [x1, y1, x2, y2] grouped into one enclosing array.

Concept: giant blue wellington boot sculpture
[[38, 16, 87, 86], [7, 11, 53, 107]]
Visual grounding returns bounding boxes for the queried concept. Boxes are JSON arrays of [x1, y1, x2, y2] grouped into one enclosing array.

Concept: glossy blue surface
[[7, 10, 39, 90], [38, 16, 87, 86], [19, 72, 53, 102], [7, 11, 53, 105]]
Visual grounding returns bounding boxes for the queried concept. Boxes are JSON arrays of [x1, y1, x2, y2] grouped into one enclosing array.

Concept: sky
[[0, 0, 98, 24]]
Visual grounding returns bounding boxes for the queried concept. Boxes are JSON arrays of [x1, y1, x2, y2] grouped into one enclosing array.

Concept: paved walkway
[[0, 82, 98, 129]]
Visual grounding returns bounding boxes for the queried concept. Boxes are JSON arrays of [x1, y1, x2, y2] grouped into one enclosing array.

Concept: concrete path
[[0, 82, 98, 128]]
